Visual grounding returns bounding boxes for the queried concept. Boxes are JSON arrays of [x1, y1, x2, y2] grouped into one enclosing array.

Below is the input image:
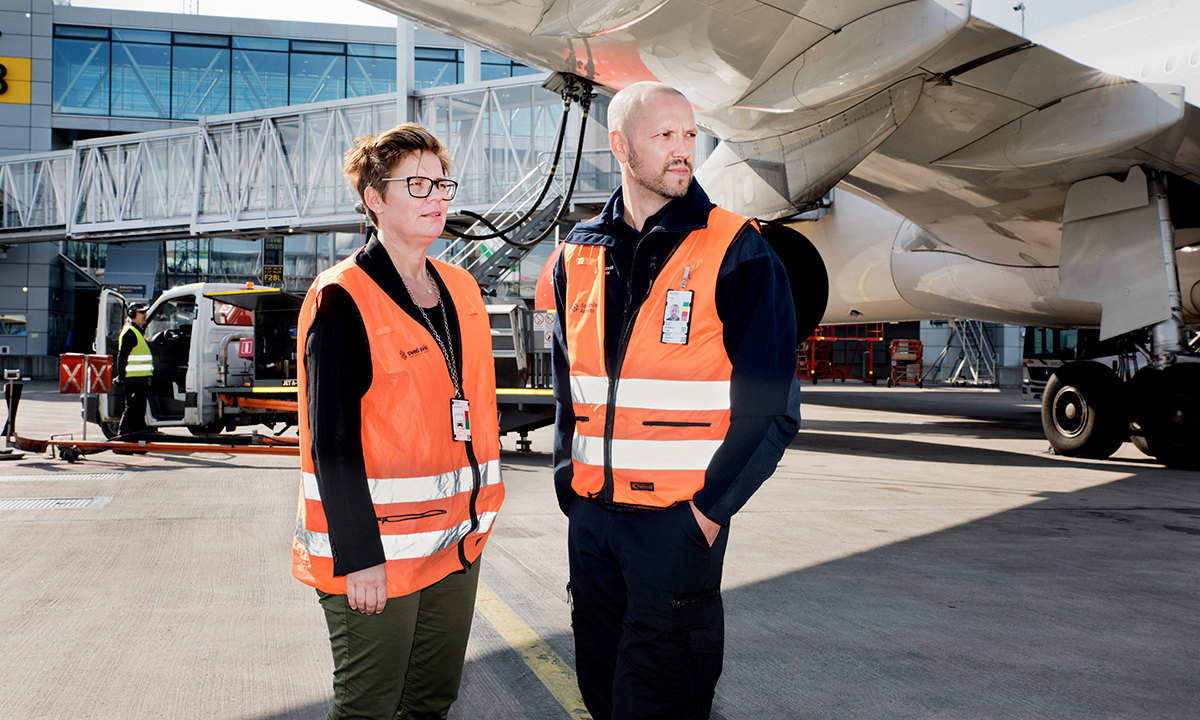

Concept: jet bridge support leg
[[1054, 167, 1200, 468]]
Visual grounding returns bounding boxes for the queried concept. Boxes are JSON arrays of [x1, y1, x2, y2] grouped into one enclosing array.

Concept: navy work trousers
[[568, 498, 730, 720]]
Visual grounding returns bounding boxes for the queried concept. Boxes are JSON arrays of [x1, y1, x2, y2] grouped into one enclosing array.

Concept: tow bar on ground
[[3, 366, 299, 463]]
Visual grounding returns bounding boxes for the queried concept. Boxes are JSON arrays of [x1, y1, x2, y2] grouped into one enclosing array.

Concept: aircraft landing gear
[[1129, 363, 1200, 469], [1041, 362, 1126, 459]]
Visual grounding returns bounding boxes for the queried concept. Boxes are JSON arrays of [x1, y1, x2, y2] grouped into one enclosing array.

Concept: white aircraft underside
[[363, 0, 1200, 326], [367, 0, 1200, 466]]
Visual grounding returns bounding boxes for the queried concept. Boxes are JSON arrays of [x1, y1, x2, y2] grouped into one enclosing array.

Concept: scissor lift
[[888, 339, 923, 388], [798, 324, 885, 384]]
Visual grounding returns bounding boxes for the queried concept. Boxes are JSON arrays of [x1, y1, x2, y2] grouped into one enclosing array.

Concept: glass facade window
[[347, 54, 396, 98], [232, 49, 288, 113], [53, 24, 396, 119], [292, 40, 346, 55], [481, 50, 540, 81], [111, 41, 172, 119], [159, 233, 364, 293], [53, 37, 110, 115], [208, 238, 260, 278], [172, 44, 231, 119], [285, 236, 318, 278], [289, 53, 346, 105], [415, 47, 461, 89], [112, 28, 170, 44], [234, 36, 288, 52], [349, 43, 396, 59], [174, 32, 229, 48], [55, 25, 108, 40]]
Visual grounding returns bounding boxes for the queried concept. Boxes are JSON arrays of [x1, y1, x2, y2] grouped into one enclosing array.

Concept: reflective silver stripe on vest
[[296, 511, 499, 560], [125, 355, 153, 374], [570, 375, 730, 412], [572, 433, 721, 471], [301, 458, 501, 504]]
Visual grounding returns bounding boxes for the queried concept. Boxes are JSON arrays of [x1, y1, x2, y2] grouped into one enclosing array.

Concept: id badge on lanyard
[[661, 265, 694, 345], [451, 398, 471, 442]]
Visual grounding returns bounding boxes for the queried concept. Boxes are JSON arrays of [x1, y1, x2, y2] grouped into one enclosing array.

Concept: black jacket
[[551, 180, 801, 525]]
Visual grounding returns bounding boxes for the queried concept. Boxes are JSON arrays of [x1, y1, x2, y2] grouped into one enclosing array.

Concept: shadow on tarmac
[[713, 469, 1200, 719], [466, 480, 1199, 719], [792, 431, 1069, 468]]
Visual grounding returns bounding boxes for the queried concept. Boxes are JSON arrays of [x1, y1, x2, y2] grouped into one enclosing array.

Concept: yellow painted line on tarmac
[[475, 580, 591, 719]]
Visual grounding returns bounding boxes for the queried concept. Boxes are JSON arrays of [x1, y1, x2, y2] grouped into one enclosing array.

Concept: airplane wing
[[365, 0, 1200, 332], [366, 0, 1200, 467], [837, 17, 1197, 268]]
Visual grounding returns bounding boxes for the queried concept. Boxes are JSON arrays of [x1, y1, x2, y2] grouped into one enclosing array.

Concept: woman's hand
[[345, 563, 388, 614]]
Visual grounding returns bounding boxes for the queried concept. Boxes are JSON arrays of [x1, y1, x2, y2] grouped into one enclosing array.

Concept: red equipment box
[[87, 354, 112, 393], [59, 353, 86, 393]]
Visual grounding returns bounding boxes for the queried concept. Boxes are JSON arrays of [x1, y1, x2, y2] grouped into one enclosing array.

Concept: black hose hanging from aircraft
[[443, 73, 594, 249]]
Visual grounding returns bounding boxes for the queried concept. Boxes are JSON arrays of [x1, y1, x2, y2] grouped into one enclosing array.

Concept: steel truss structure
[[0, 75, 619, 246], [0, 152, 71, 240]]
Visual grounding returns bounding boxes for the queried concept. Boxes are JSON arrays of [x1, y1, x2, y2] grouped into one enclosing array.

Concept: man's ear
[[610, 129, 629, 165]]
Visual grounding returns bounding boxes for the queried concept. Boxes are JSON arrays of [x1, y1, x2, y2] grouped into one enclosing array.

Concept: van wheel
[[189, 420, 226, 436], [99, 421, 121, 440]]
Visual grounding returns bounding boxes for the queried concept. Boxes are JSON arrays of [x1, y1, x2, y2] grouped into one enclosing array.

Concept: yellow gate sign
[[0, 57, 32, 105]]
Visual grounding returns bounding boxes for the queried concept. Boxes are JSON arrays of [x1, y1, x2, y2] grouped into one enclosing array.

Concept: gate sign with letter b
[[0, 58, 32, 105]]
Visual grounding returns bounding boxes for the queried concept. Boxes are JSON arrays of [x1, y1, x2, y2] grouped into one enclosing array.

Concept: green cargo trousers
[[318, 559, 481, 720]]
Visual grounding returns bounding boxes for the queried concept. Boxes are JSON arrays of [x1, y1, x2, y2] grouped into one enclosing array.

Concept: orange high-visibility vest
[[563, 207, 752, 507], [292, 256, 503, 598]]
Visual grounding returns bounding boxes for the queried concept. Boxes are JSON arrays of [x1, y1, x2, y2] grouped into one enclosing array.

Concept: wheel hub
[[1053, 387, 1088, 438]]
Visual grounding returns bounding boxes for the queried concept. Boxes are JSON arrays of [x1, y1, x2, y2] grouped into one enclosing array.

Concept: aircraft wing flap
[[948, 45, 1118, 110], [765, 0, 918, 32]]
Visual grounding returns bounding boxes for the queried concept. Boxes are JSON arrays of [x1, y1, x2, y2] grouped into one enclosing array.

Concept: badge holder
[[451, 398, 472, 442]]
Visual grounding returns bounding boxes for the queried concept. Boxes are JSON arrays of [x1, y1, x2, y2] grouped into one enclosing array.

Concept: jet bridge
[[0, 76, 617, 249]]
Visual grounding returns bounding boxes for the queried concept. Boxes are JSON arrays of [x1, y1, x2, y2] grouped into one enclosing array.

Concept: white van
[[89, 283, 302, 437]]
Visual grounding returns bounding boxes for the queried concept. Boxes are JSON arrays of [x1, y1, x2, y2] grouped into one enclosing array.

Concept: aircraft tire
[[1131, 364, 1200, 470], [1041, 361, 1125, 459]]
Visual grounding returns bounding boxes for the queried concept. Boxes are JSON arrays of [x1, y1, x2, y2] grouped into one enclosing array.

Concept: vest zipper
[[603, 231, 683, 501]]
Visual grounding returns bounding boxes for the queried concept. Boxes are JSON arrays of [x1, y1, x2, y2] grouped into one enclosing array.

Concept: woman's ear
[[363, 183, 386, 216]]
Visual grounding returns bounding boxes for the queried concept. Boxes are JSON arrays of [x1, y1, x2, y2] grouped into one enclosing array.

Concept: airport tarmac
[[1, 382, 1197, 719]]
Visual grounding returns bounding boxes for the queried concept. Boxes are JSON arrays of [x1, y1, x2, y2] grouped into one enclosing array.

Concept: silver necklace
[[402, 265, 461, 398]]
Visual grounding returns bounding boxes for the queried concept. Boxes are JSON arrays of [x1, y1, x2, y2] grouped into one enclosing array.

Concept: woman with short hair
[[292, 123, 504, 720]]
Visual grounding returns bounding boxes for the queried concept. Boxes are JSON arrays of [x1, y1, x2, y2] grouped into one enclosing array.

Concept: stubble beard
[[627, 144, 692, 200]]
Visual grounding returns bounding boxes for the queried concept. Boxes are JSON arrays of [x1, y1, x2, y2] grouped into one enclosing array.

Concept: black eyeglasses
[[380, 176, 459, 200]]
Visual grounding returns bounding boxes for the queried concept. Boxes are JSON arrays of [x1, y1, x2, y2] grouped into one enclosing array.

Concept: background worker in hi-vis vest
[[550, 81, 802, 720], [113, 303, 152, 436]]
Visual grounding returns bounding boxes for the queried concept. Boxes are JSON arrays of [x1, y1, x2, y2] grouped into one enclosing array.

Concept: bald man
[[550, 82, 801, 719]]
